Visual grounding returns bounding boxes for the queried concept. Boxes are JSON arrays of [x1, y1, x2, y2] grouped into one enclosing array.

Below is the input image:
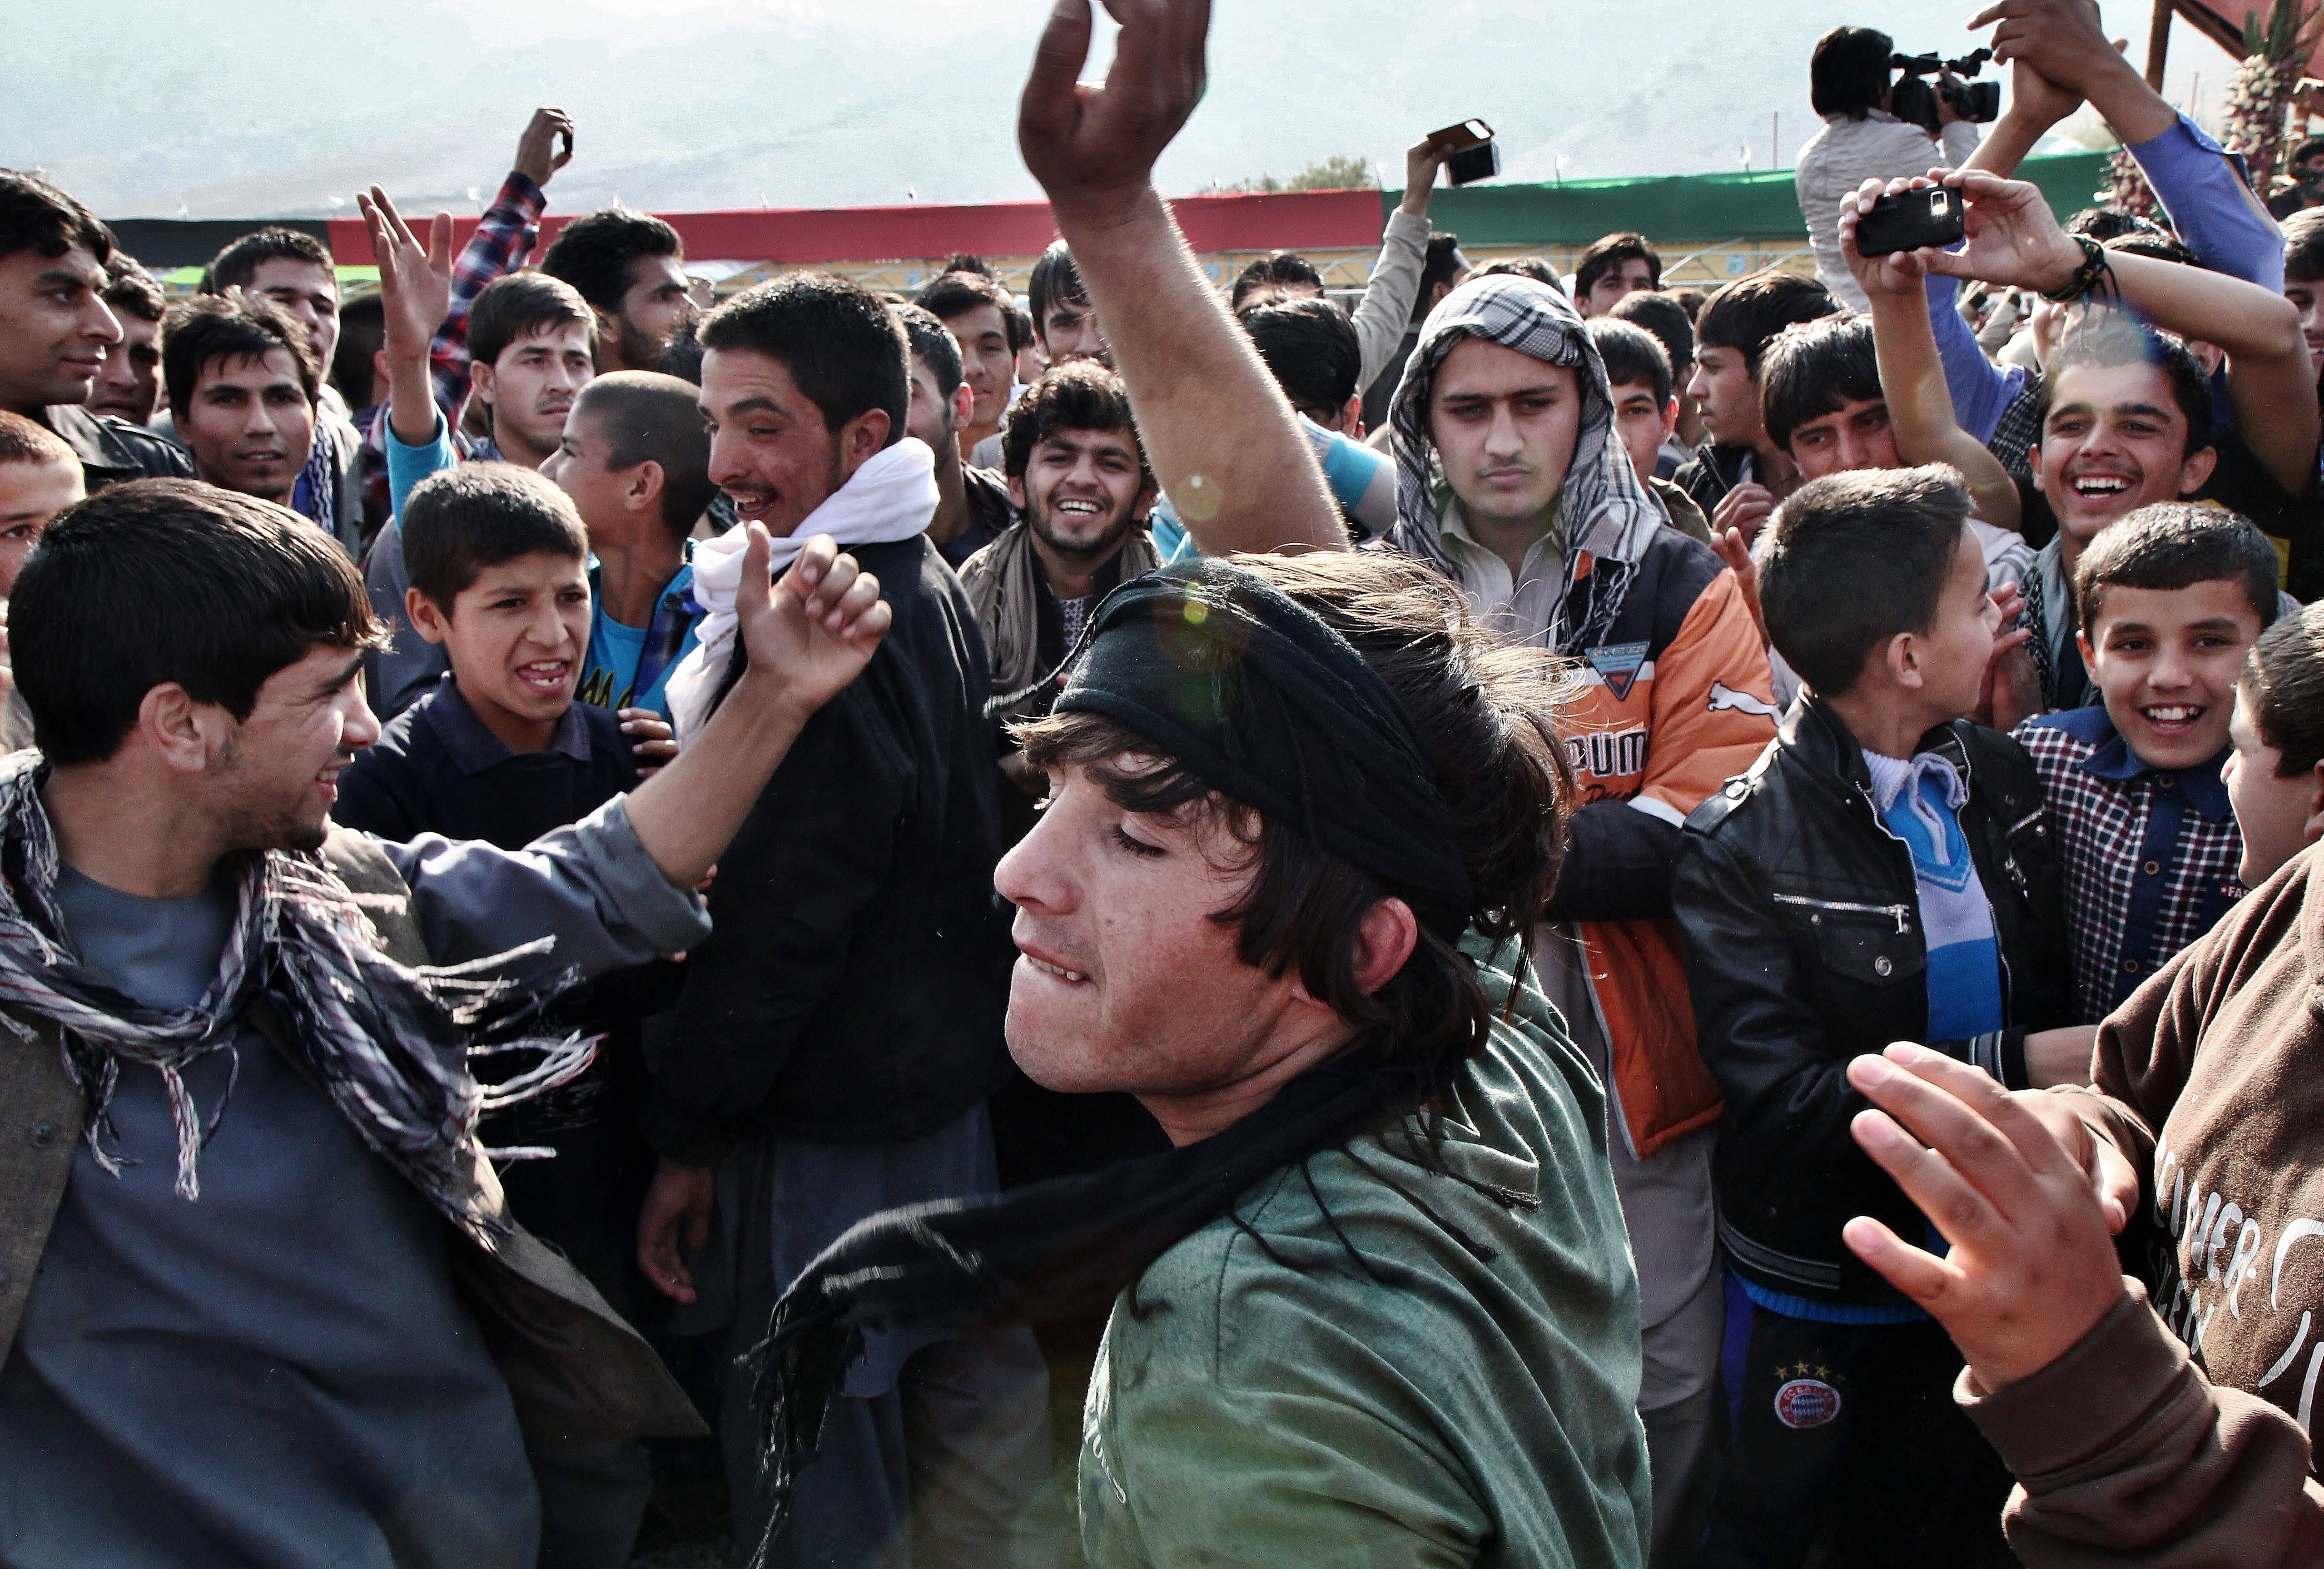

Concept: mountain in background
[[2, 0, 2219, 221]]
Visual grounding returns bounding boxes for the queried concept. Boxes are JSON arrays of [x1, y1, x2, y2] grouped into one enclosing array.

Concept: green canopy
[[1382, 150, 2114, 248]]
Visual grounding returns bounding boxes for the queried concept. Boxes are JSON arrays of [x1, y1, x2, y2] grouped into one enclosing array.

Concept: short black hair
[[2065, 207, 2170, 245], [571, 371, 719, 540], [100, 254, 164, 324], [161, 294, 320, 426], [1586, 318, 1673, 407], [469, 271, 595, 370], [894, 300, 964, 402], [915, 267, 1025, 352], [1608, 288, 1695, 377], [1811, 26, 1894, 119], [1241, 297, 1362, 419], [2105, 229, 2199, 268], [1475, 257, 1565, 290], [2284, 207, 2324, 283], [403, 463, 588, 609], [0, 168, 112, 267], [1758, 465, 1974, 695], [1697, 269, 1840, 379], [2038, 313, 2213, 462], [657, 317, 706, 384], [333, 294, 385, 408], [201, 227, 333, 296], [1574, 232, 1662, 297], [2246, 601, 2324, 776], [1416, 232, 1466, 320], [700, 271, 908, 444], [2075, 502, 2280, 633], [1001, 360, 1149, 490], [1230, 250, 1325, 311], [1761, 312, 1882, 452], [2294, 136, 2324, 167], [541, 207, 684, 313], [13, 479, 377, 765], [1028, 241, 1089, 340]]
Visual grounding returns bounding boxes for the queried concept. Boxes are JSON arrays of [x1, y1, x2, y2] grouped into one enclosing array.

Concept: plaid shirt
[[2014, 706, 2245, 1022], [358, 171, 546, 512]]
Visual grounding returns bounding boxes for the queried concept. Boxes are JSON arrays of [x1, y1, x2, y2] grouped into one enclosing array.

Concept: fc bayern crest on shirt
[[1773, 1375, 1842, 1430], [1583, 640, 1650, 702]]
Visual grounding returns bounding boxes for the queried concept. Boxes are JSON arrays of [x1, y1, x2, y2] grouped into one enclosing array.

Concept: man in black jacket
[[1674, 467, 2083, 1568], [631, 273, 1049, 1566]]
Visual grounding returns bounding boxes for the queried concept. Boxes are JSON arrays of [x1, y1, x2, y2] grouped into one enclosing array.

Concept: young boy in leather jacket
[[1673, 464, 2082, 1568]]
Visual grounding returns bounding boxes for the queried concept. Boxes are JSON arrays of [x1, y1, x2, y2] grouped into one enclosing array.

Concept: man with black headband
[[0, 477, 891, 1567], [748, 549, 1651, 1564]]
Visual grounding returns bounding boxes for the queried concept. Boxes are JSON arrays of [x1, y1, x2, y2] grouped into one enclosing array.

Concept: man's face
[[995, 759, 1333, 1105], [212, 642, 379, 854], [1686, 343, 1762, 448], [0, 243, 120, 414], [0, 456, 81, 597], [412, 550, 590, 740], [2080, 579, 2262, 774], [603, 252, 694, 372], [1608, 377, 1675, 486], [245, 258, 340, 371], [473, 320, 594, 461], [88, 312, 160, 425], [2224, 683, 2324, 886], [540, 403, 636, 537], [2284, 275, 2324, 377], [1428, 338, 1582, 529], [905, 351, 970, 468], [701, 346, 871, 536], [1039, 294, 1110, 369], [179, 349, 317, 506], [1007, 427, 1150, 567], [1786, 394, 1899, 481], [1910, 526, 2006, 723], [940, 303, 1017, 433], [2031, 361, 2217, 556], [1582, 260, 1655, 318]]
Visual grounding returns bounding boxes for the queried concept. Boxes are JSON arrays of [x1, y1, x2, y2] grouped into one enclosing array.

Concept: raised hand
[[1019, 0, 1211, 225], [513, 107, 575, 188], [1842, 1043, 2129, 1390], [1401, 134, 1451, 217], [356, 186, 453, 368], [1971, 0, 2121, 100], [731, 527, 892, 720], [1924, 170, 2085, 294]]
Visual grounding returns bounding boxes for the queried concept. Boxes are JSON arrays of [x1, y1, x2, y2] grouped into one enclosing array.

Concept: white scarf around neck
[[665, 437, 938, 742]]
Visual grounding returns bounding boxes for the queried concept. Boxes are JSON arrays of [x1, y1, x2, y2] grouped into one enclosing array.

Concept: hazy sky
[[2, 0, 2231, 218]]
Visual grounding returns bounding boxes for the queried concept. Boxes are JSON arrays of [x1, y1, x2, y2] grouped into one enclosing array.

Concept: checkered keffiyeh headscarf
[[1383, 274, 1666, 656], [0, 755, 592, 1232]]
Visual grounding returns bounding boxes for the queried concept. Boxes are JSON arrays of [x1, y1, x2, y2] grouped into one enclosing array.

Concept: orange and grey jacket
[[1383, 275, 1779, 1159]]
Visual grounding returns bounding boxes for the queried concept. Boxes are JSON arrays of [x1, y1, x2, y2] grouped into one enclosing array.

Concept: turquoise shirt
[[1079, 951, 1651, 1567]]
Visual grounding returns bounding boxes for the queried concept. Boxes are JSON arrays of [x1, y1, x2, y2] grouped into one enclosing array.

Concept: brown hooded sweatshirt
[[1953, 839, 2324, 1563]]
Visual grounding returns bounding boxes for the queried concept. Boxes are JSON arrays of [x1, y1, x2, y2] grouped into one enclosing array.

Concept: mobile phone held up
[[1854, 186, 1965, 258], [1428, 119, 1501, 187]]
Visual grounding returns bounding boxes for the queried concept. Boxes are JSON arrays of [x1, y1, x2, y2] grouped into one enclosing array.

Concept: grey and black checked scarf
[[0, 755, 591, 1232], [1384, 274, 1667, 658]]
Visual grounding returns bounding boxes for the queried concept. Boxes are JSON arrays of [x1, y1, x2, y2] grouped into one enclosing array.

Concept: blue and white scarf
[[1864, 750, 2006, 1047]]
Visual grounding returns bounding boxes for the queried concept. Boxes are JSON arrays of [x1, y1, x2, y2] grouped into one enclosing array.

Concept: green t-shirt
[[1078, 957, 1651, 1568]]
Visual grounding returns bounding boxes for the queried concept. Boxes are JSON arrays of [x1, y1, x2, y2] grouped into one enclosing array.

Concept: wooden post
[[2147, 0, 2174, 91]]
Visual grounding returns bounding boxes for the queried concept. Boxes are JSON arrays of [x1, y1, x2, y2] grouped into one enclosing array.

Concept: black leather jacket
[[1674, 697, 2072, 1306]]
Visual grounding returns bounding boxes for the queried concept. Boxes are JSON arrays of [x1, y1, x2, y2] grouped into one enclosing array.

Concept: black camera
[[1889, 47, 1999, 136]]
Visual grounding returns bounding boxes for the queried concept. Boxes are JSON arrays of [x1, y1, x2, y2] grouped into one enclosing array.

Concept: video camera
[[1889, 47, 1999, 137]]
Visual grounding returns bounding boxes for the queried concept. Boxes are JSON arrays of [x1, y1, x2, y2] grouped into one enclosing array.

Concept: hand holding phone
[[1854, 186, 1965, 257], [1427, 119, 1501, 187]]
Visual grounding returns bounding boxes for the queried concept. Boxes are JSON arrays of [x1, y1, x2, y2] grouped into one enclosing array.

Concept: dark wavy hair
[[1013, 551, 1574, 1089], [2245, 601, 2324, 777]]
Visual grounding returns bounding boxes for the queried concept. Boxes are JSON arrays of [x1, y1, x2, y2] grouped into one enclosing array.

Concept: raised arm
[[426, 108, 568, 416], [1929, 169, 2319, 493], [1348, 137, 1450, 391], [358, 185, 454, 455], [1017, 0, 1343, 555], [1839, 178, 2023, 531]]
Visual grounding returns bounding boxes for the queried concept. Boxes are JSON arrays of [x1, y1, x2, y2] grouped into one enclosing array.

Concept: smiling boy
[[159, 294, 319, 510], [2013, 505, 2278, 1023]]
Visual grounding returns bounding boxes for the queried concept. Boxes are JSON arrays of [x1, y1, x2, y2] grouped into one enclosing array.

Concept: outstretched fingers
[[1846, 1077, 2008, 1251], [1022, 0, 1095, 144], [1840, 1209, 1964, 1306]]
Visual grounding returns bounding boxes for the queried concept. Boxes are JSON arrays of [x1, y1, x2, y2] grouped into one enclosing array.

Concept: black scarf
[[743, 560, 1473, 1556]]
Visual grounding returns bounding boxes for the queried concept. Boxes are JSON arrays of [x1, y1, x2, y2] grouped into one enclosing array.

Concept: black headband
[[1055, 560, 1473, 935]]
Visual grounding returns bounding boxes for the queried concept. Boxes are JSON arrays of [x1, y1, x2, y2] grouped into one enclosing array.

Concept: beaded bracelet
[[2040, 234, 2115, 304]]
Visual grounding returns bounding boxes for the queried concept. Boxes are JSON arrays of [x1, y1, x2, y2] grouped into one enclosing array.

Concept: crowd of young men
[[3, 0, 2324, 1564]]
